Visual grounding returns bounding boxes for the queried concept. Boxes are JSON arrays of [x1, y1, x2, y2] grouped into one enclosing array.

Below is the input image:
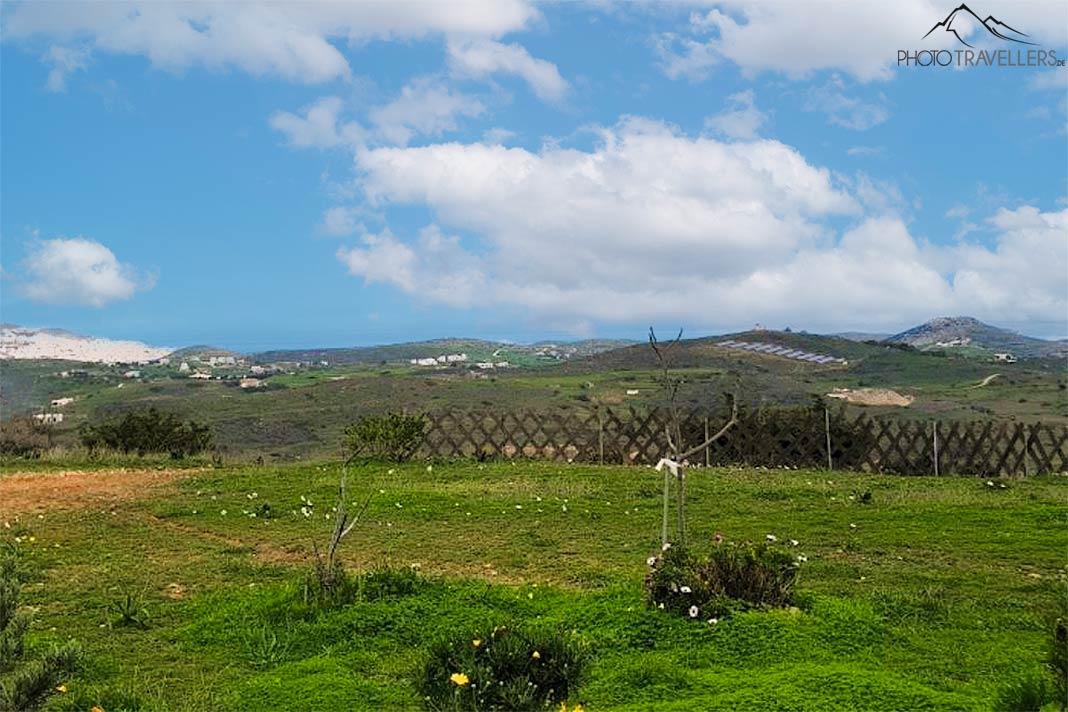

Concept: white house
[[239, 377, 265, 389], [50, 397, 75, 408], [993, 352, 1017, 364], [34, 413, 63, 424]]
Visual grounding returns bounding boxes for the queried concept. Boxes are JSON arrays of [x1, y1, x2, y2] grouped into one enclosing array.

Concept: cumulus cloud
[[369, 78, 486, 146], [4, 0, 537, 84], [337, 226, 485, 307], [704, 89, 767, 139], [337, 119, 1066, 332], [660, 1, 1068, 82], [448, 38, 568, 102], [21, 238, 150, 307], [947, 206, 1068, 325], [269, 96, 365, 149]]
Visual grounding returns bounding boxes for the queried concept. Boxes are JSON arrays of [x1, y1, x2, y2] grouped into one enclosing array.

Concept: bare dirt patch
[[0, 468, 201, 519], [826, 388, 914, 407]]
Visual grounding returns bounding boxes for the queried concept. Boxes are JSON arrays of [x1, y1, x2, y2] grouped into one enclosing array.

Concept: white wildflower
[[646, 556, 658, 567], [688, 605, 699, 618], [680, 586, 692, 594], [766, 534, 777, 542]]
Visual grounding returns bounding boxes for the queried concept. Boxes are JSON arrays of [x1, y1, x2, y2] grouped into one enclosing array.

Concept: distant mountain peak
[[887, 316, 1064, 358]]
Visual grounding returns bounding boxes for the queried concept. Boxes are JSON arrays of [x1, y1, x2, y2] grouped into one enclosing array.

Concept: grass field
[[2, 459, 1065, 710]]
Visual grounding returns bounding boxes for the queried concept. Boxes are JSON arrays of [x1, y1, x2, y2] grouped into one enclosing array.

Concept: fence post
[[933, 421, 940, 476], [824, 407, 833, 471], [704, 417, 711, 467], [597, 406, 605, 466]]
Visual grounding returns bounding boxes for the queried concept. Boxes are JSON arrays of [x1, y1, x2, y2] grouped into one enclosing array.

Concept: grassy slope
[[3, 460, 1064, 710], [4, 332, 1065, 460]]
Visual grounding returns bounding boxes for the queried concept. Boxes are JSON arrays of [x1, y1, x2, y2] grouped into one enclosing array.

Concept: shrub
[[343, 413, 425, 462], [79, 407, 212, 458], [420, 625, 588, 711], [0, 418, 51, 459], [0, 556, 81, 711], [645, 541, 801, 621]]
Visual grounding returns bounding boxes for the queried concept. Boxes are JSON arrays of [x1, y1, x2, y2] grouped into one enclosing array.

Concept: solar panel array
[[716, 340, 847, 365]]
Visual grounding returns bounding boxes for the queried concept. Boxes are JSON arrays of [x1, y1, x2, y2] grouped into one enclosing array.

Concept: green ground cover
[[1, 460, 1064, 710]]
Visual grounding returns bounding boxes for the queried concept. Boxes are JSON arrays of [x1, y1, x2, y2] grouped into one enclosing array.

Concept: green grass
[[2, 459, 1065, 710]]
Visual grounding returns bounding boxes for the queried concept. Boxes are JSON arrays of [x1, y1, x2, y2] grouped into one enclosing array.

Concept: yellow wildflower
[[472, 639, 482, 648], [449, 673, 470, 687], [531, 650, 541, 660], [55, 684, 67, 693], [91, 707, 105, 712]]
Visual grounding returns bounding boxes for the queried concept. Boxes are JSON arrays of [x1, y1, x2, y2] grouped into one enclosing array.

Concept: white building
[[34, 413, 63, 424], [993, 352, 1017, 364], [123, 370, 141, 378], [50, 397, 75, 408], [239, 377, 265, 389]]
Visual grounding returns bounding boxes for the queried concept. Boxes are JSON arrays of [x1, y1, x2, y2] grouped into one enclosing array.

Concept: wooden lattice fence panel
[[416, 407, 1068, 476]]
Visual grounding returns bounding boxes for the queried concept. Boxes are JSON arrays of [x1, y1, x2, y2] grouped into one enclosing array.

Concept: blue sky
[[1, 1, 1066, 351]]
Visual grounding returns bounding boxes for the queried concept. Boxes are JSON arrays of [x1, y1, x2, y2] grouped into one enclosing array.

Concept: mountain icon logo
[[923, 3, 1038, 48]]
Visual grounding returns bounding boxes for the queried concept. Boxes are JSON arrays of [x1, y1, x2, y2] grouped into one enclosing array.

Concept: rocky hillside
[[886, 317, 1066, 359]]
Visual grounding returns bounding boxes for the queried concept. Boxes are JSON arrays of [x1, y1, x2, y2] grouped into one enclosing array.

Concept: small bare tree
[[310, 453, 374, 601], [649, 327, 738, 549]]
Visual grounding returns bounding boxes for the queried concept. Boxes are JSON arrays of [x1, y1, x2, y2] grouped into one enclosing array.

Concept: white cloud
[[846, 146, 884, 156], [340, 119, 1066, 332], [21, 238, 150, 307], [803, 79, 889, 130], [654, 31, 719, 81], [448, 38, 568, 102], [662, 1, 1068, 83], [369, 78, 486, 146], [337, 226, 485, 307], [704, 89, 767, 139], [946, 206, 1068, 324], [43, 45, 90, 91], [321, 206, 361, 236], [4, 1, 537, 84], [269, 96, 365, 149]]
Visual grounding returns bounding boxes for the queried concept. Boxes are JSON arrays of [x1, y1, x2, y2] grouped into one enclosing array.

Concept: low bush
[[645, 541, 801, 621], [0, 418, 51, 459], [420, 624, 588, 711], [344, 412, 425, 462], [79, 407, 213, 458]]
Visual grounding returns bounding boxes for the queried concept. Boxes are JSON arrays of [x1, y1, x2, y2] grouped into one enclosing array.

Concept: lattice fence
[[417, 407, 1068, 476]]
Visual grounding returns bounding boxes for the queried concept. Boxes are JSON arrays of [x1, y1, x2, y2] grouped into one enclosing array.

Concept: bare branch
[[679, 394, 738, 461]]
